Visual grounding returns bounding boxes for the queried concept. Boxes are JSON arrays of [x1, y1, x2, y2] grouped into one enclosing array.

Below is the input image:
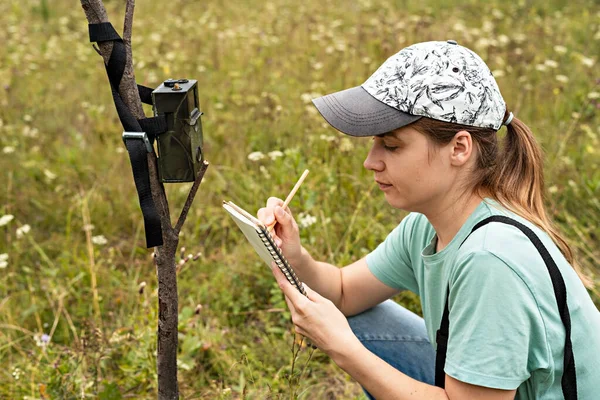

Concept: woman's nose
[[363, 145, 384, 172]]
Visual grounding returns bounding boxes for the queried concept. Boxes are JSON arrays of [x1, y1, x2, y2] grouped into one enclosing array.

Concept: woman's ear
[[450, 130, 473, 166]]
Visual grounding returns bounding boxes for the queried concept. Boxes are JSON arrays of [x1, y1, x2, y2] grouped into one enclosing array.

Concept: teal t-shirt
[[366, 198, 600, 398]]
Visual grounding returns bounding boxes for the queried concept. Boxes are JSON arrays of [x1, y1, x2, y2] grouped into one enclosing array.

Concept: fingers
[[259, 197, 293, 220], [268, 196, 294, 215], [273, 205, 291, 226], [271, 262, 308, 306], [301, 282, 324, 303], [266, 196, 284, 208], [283, 295, 297, 315], [257, 205, 275, 226]]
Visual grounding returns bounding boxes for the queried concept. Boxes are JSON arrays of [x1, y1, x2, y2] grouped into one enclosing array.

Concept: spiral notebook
[[223, 200, 307, 296]]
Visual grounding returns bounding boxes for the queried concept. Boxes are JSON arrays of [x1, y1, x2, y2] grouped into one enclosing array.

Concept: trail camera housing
[[152, 79, 204, 183]]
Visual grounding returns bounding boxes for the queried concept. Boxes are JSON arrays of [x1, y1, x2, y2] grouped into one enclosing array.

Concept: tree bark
[[80, 2, 210, 399]]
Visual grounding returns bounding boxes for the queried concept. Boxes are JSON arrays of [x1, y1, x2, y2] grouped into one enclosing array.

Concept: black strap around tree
[[434, 215, 577, 399], [89, 22, 168, 248]]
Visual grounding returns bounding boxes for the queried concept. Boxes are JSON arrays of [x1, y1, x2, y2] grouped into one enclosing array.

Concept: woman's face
[[363, 126, 459, 213]]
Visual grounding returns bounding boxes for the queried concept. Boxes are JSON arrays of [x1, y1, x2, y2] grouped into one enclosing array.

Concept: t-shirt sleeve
[[365, 213, 420, 294], [444, 250, 548, 389]]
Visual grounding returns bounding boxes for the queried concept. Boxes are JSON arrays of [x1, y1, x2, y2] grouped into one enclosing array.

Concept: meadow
[[0, 0, 598, 398]]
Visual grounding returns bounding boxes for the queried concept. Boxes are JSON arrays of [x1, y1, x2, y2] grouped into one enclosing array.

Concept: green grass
[[0, 0, 598, 398]]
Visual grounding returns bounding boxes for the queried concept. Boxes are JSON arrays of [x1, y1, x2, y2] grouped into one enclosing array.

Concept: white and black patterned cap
[[312, 40, 507, 136]]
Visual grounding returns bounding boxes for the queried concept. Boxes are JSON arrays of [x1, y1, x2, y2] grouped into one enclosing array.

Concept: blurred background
[[0, 0, 598, 398]]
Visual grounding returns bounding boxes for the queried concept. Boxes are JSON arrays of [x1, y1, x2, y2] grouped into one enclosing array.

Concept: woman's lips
[[376, 181, 393, 190]]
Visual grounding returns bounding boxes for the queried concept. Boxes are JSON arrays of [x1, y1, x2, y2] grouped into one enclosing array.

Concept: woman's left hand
[[270, 262, 360, 358]]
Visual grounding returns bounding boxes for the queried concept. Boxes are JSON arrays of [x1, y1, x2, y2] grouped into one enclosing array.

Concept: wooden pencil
[[267, 169, 309, 233]]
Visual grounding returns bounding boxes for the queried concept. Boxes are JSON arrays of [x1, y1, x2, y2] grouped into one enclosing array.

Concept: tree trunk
[[80, 2, 210, 399]]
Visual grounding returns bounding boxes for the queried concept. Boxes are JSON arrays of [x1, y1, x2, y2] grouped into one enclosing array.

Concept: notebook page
[[223, 202, 278, 268]]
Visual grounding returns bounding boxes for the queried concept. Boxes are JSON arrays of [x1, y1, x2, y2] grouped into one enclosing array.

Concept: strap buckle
[[122, 132, 153, 153]]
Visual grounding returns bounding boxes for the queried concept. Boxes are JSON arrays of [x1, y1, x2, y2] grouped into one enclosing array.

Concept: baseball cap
[[312, 40, 507, 136]]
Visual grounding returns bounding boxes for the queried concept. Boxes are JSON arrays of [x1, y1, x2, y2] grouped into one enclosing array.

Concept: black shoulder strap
[[89, 22, 167, 248], [434, 216, 577, 399]]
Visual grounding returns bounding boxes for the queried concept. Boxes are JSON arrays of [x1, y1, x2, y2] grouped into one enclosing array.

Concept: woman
[[257, 40, 600, 399]]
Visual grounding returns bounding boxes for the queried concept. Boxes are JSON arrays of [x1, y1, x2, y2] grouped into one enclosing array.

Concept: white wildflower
[[83, 224, 95, 232], [555, 75, 569, 83], [535, 64, 547, 72], [492, 69, 505, 78], [497, 35, 510, 46], [544, 59, 559, 68], [91, 235, 108, 245], [298, 212, 317, 228], [475, 37, 491, 49], [312, 62, 323, 70], [23, 114, 32, 122], [579, 56, 594, 67], [453, 22, 466, 31], [43, 169, 57, 181], [305, 105, 318, 116], [0, 214, 14, 227], [16, 224, 30, 239], [0, 253, 8, 269], [319, 134, 336, 142], [587, 92, 600, 100], [2, 146, 15, 154], [300, 93, 313, 104], [22, 126, 39, 138], [247, 151, 265, 162], [284, 147, 299, 156], [553, 45, 567, 54], [259, 165, 271, 179], [339, 138, 354, 152], [268, 150, 284, 160], [491, 9, 504, 19], [482, 20, 494, 33], [548, 186, 558, 194]]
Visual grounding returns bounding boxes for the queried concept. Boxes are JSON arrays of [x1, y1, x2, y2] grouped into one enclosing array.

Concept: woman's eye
[[383, 144, 398, 151]]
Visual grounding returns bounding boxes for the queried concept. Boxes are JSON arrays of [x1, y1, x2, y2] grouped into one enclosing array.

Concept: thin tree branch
[[81, 3, 208, 398], [120, 0, 144, 119], [123, 0, 135, 45], [174, 160, 210, 235]]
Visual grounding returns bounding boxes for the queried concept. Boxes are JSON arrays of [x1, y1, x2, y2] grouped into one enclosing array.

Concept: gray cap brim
[[312, 86, 421, 137]]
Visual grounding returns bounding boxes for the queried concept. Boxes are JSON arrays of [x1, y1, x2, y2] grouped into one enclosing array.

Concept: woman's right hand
[[257, 197, 303, 266]]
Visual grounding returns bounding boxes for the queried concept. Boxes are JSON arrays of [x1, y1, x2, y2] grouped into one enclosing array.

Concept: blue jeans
[[346, 300, 436, 399]]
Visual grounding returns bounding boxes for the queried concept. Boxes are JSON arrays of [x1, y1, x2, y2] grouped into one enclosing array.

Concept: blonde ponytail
[[411, 115, 594, 289], [491, 115, 593, 288]]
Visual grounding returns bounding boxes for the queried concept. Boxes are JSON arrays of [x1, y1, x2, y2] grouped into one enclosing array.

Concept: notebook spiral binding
[[258, 229, 307, 297]]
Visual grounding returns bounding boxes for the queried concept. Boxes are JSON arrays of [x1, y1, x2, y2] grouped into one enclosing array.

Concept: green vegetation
[[0, 0, 598, 398]]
